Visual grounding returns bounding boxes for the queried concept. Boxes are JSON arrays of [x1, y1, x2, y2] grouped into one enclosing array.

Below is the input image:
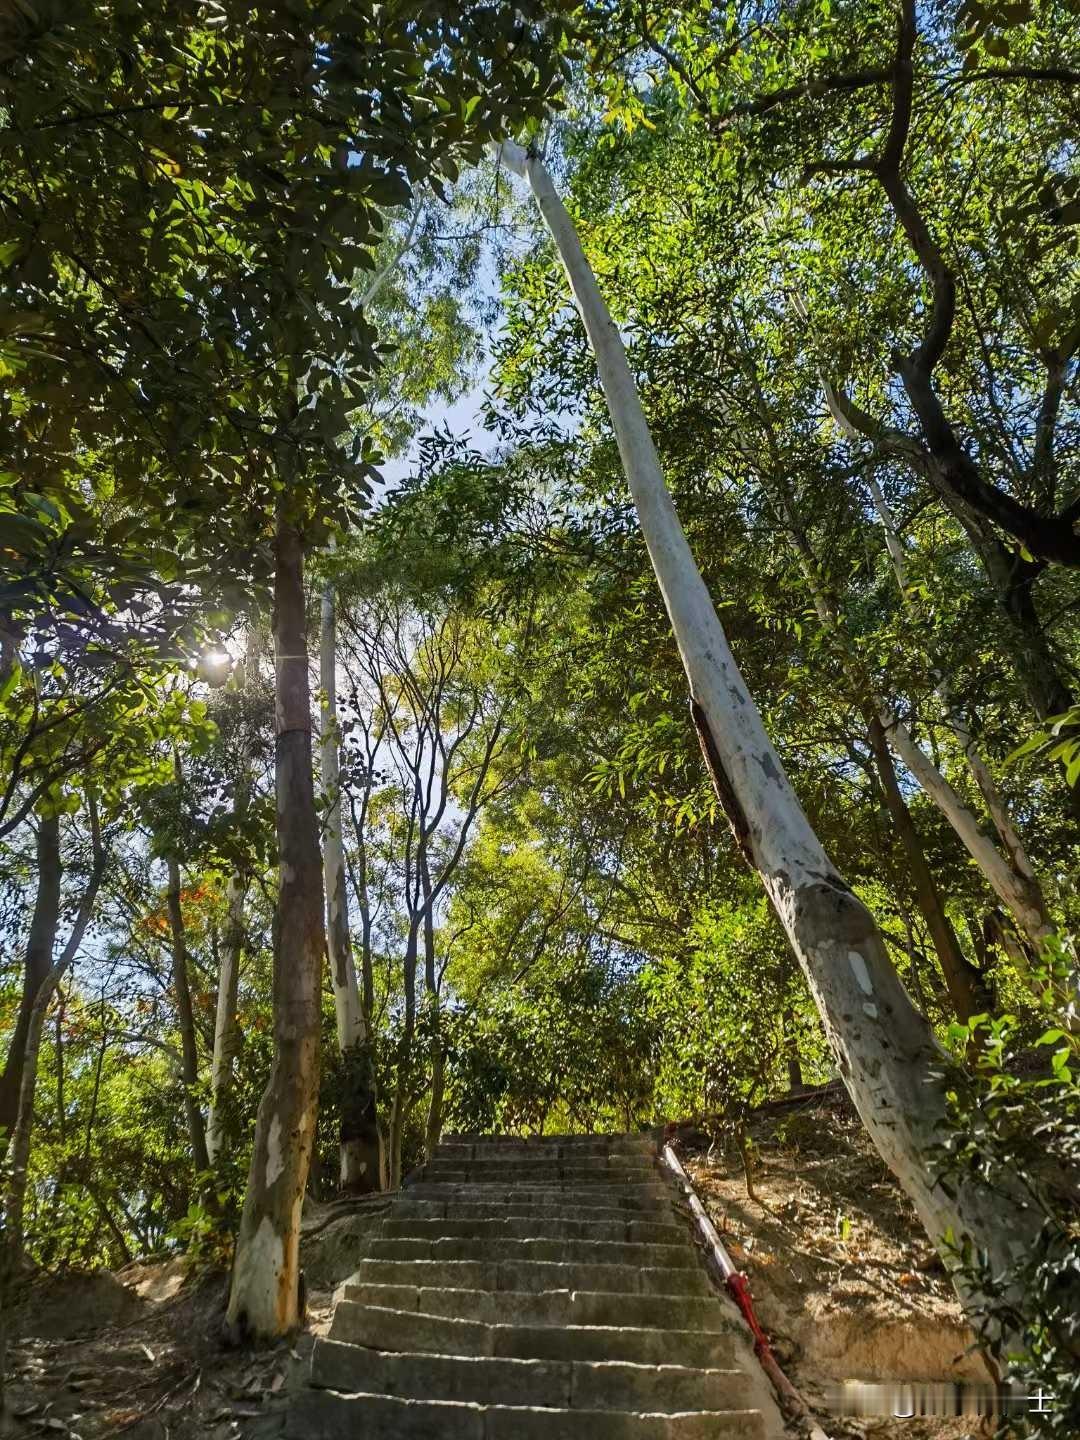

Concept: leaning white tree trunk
[[320, 580, 381, 1191], [497, 138, 1039, 1311]]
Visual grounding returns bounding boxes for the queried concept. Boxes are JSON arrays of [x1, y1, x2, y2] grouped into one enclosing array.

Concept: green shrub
[[931, 1006, 1080, 1438]]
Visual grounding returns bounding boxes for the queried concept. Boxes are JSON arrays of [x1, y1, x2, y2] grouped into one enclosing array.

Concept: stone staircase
[[287, 1133, 768, 1438]]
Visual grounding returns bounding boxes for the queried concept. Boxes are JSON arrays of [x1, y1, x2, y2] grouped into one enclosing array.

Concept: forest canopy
[[1, 0, 1078, 1427]]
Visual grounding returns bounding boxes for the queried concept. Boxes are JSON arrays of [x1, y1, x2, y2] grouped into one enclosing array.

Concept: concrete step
[[312, 1338, 751, 1413], [361, 1236, 698, 1269], [286, 1388, 764, 1439], [443, 1132, 656, 1146], [402, 1183, 672, 1208], [391, 1197, 675, 1225], [293, 1132, 763, 1440], [431, 1147, 657, 1166], [351, 1257, 712, 1297], [328, 1302, 736, 1366], [339, 1285, 730, 1332], [436, 1142, 656, 1162], [417, 1161, 659, 1186], [378, 1215, 687, 1245]]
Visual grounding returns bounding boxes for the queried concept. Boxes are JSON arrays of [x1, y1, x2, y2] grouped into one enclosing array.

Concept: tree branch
[[950, 66, 1080, 86], [877, 0, 955, 375], [1032, 315, 1080, 507], [723, 68, 891, 127]]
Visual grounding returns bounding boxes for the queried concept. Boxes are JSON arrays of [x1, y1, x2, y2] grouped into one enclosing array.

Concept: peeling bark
[[226, 510, 324, 1341]]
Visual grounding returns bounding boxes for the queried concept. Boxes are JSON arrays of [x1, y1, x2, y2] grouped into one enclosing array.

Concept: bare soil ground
[[0, 1200, 387, 1440], [673, 1086, 996, 1440]]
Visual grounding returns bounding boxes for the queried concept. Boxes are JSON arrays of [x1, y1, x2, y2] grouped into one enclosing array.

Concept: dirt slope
[[673, 1087, 994, 1440], [0, 1203, 384, 1440]]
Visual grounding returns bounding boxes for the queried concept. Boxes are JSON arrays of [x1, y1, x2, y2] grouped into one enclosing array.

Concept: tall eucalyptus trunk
[[320, 579, 380, 1191], [499, 139, 1040, 1322], [226, 509, 324, 1341]]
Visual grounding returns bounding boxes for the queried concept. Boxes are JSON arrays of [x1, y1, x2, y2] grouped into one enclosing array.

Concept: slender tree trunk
[[982, 907, 1062, 1012], [0, 813, 61, 1153], [166, 845, 211, 1179], [226, 509, 325, 1341], [87, 1184, 133, 1265], [0, 624, 16, 681], [867, 717, 992, 1022], [207, 625, 258, 1166], [320, 580, 380, 1192], [881, 712, 1055, 951], [387, 1094, 404, 1192], [778, 952, 806, 1093], [825, 384, 1080, 819], [942, 498, 1080, 820], [2, 802, 106, 1256], [425, 1045, 446, 1162], [500, 139, 1040, 1318], [420, 854, 446, 1161], [388, 924, 419, 1190], [865, 473, 1046, 890], [54, 990, 66, 1146], [767, 458, 1054, 958], [207, 872, 245, 1166]]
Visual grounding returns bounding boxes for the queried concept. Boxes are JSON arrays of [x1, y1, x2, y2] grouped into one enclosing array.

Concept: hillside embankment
[[673, 1086, 993, 1439], [2, 1097, 998, 1440]]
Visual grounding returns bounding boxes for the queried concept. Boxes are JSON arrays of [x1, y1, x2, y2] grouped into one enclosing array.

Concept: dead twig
[[112, 1368, 200, 1434]]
